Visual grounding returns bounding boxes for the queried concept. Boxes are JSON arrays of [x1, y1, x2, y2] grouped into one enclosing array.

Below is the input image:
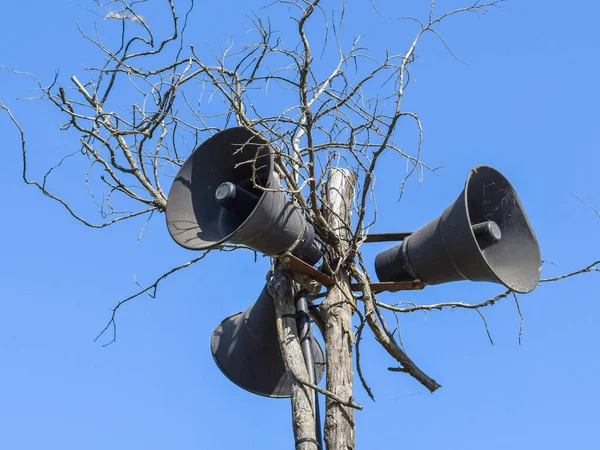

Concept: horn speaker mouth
[[166, 127, 273, 250], [165, 127, 322, 264], [375, 166, 541, 293], [210, 286, 325, 398]]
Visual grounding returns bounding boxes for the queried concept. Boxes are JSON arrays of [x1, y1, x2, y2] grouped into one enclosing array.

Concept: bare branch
[[94, 249, 217, 346], [540, 261, 600, 283], [475, 308, 494, 345], [574, 194, 600, 219], [374, 260, 599, 316], [513, 292, 524, 345]]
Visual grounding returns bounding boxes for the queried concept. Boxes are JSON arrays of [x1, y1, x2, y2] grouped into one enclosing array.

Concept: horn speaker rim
[[165, 127, 275, 251], [457, 165, 541, 293], [210, 306, 326, 398], [374, 165, 542, 293]]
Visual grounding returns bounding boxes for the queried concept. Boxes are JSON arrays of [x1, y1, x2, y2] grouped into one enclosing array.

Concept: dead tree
[[1, 1, 598, 448]]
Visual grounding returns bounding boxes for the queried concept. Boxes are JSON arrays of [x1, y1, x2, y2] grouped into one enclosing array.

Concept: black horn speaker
[[166, 127, 321, 264], [375, 166, 541, 293], [211, 285, 325, 398]]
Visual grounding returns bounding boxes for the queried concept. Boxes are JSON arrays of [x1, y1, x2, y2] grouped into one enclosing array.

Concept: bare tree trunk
[[268, 269, 319, 450], [322, 168, 357, 450]]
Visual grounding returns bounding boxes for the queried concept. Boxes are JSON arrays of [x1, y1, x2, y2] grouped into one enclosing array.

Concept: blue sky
[[0, 1, 598, 449]]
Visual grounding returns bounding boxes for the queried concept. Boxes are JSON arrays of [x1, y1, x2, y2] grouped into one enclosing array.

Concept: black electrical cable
[[310, 326, 323, 449], [294, 291, 324, 450]]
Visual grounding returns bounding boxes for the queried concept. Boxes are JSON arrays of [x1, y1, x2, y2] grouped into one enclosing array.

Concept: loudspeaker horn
[[166, 127, 321, 264], [375, 166, 541, 293], [211, 285, 325, 398]]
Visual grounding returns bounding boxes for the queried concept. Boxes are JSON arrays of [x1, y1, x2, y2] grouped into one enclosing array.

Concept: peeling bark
[[322, 168, 357, 450], [268, 269, 318, 450]]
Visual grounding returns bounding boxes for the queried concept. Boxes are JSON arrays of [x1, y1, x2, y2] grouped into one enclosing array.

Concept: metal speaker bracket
[[277, 237, 424, 294], [362, 232, 412, 243]]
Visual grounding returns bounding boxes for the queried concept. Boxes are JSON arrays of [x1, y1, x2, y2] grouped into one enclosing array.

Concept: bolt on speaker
[[211, 285, 325, 398], [166, 127, 321, 264], [375, 166, 541, 293]]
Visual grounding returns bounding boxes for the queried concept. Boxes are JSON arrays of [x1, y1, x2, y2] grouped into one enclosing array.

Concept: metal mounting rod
[[363, 232, 412, 243], [295, 291, 323, 450], [278, 254, 426, 293], [351, 281, 425, 292], [279, 254, 336, 287]]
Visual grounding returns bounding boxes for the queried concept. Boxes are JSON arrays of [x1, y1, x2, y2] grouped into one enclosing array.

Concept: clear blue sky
[[1, 1, 598, 449]]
